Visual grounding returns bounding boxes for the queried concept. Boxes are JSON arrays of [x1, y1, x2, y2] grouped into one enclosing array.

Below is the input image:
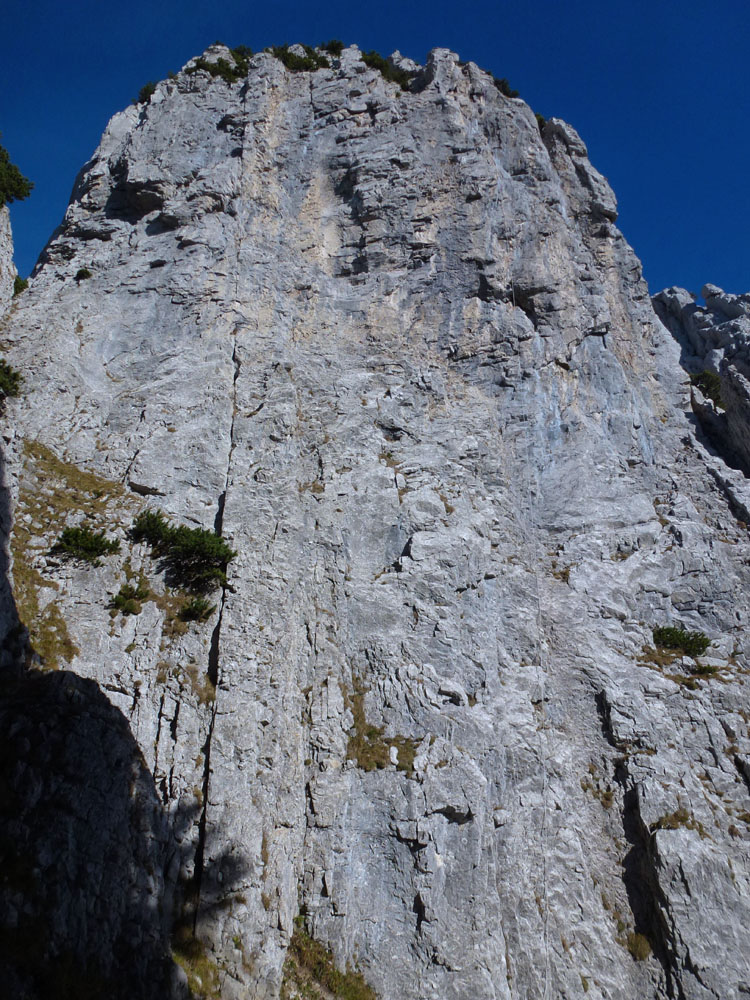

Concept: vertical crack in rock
[[191, 709, 216, 934], [618, 783, 686, 1000], [190, 68, 247, 931]]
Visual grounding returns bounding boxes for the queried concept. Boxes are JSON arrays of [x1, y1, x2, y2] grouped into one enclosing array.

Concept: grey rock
[[653, 284, 750, 471], [0, 206, 15, 314], [1, 43, 749, 1000]]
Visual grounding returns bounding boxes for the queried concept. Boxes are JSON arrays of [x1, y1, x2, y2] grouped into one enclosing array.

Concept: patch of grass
[[179, 596, 216, 622], [690, 369, 723, 408], [172, 926, 222, 999], [11, 440, 127, 667], [32, 601, 80, 668], [13, 275, 27, 296], [625, 932, 652, 961], [281, 921, 376, 1000], [360, 49, 413, 90], [132, 509, 235, 592], [652, 626, 710, 658], [52, 525, 120, 564], [345, 681, 418, 774], [650, 807, 707, 837], [0, 358, 23, 398], [186, 662, 216, 704], [75, 267, 92, 281], [270, 44, 329, 72]]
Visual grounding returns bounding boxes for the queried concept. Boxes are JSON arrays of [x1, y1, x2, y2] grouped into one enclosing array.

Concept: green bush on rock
[[135, 81, 157, 105], [132, 509, 235, 592], [493, 76, 519, 98], [179, 596, 215, 622], [321, 39, 345, 56], [0, 359, 23, 398], [110, 581, 149, 615], [53, 526, 121, 565], [270, 44, 329, 72], [185, 45, 252, 84], [361, 49, 413, 90], [652, 626, 710, 658], [0, 136, 33, 207]]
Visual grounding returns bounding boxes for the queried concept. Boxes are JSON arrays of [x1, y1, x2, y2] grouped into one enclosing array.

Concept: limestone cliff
[[1, 43, 750, 1000], [0, 205, 16, 315]]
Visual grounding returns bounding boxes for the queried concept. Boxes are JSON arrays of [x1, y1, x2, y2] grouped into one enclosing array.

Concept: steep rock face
[[654, 284, 750, 475], [2, 44, 750, 1000], [0, 205, 15, 314]]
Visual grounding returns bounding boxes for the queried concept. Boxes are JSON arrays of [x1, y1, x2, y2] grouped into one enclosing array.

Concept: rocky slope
[[1, 43, 750, 1000]]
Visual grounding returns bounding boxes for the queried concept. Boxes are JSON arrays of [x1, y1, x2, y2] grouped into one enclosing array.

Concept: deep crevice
[[619, 785, 684, 999], [190, 711, 216, 934], [188, 81, 246, 937]]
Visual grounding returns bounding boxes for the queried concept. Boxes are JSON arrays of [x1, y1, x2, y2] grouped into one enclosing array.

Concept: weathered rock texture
[[654, 284, 750, 476], [0, 205, 16, 314], [1, 44, 750, 1000]]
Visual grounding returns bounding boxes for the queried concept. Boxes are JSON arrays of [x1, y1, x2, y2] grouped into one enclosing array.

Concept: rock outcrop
[[654, 284, 750, 476], [1, 44, 750, 1000]]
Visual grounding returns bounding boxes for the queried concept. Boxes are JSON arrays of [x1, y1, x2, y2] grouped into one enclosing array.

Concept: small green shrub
[[0, 359, 23, 397], [690, 369, 723, 408], [653, 626, 710, 658], [270, 44, 329, 72], [131, 509, 170, 547], [135, 81, 157, 105], [0, 135, 33, 207], [186, 46, 250, 84], [53, 525, 120, 564], [110, 581, 149, 615], [132, 509, 235, 592], [493, 76, 519, 98], [321, 39, 345, 56], [361, 49, 413, 90], [179, 596, 215, 621], [13, 275, 27, 296], [75, 267, 92, 282], [231, 44, 253, 70], [535, 112, 547, 131]]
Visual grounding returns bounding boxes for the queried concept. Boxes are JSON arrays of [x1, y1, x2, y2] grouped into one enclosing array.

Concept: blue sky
[[2, 0, 748, 295]]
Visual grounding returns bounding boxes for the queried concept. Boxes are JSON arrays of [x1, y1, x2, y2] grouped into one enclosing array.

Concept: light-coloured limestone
[[1, 44, 749, 1000]]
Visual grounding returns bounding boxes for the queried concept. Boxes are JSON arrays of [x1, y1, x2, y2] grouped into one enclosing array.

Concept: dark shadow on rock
[[617, 778, 682, 999], [0, 669, 178, 999], [0, 439, 248, 998]]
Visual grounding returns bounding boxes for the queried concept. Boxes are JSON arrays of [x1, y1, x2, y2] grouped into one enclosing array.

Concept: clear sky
[[2, 0, 748, 295]]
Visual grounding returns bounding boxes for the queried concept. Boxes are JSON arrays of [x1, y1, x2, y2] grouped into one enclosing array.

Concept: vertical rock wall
[[1, 44, 749, 1000], [0, 205, 15, 316]]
